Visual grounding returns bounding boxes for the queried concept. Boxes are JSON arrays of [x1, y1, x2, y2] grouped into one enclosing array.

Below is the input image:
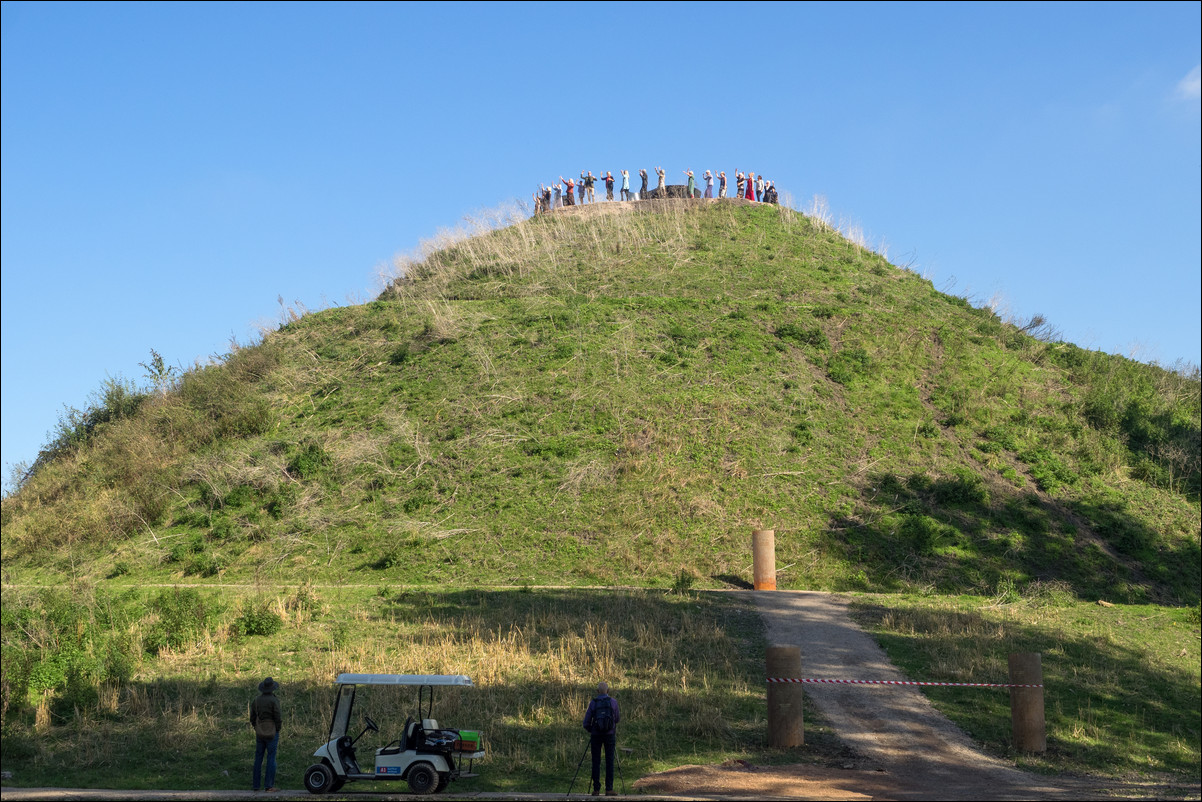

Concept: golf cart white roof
[[335, 673, 474, 687]]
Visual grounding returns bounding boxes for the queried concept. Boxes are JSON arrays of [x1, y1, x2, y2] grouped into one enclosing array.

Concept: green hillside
[[3, 200, 1199, 600], [2, 199, 1199, 790]]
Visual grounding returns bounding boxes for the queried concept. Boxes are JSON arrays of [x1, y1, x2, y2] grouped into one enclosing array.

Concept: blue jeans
[[253, 733, 278, 790]]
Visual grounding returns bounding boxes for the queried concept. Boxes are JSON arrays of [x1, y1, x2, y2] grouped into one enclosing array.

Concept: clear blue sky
[[3, 1, 1200, 482]]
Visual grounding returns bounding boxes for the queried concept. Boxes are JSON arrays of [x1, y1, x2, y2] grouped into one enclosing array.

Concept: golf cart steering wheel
[[365, 715, 379, 733]]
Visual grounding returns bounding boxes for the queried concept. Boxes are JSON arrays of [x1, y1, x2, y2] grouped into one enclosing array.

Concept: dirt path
[[637, 590, 1190, 800]]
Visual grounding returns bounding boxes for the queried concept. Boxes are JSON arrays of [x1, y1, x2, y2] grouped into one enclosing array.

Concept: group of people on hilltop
[[532, 167, 778, 213]]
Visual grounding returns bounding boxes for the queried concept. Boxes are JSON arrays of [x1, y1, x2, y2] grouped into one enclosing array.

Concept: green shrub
[[774, 323, 828, 349], [144, 588, 216, 655], [932, 468, 987, 506], [827, 347, 871, 385], [286, 440, 330, 480], [29, 377, 148, 478], [388, 343, 411, 365], [232, 600, 283, 637]]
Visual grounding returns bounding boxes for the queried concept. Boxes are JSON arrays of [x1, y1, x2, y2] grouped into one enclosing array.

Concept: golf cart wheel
[[407, 762, 438, 794], [304, 762, 335, 794]]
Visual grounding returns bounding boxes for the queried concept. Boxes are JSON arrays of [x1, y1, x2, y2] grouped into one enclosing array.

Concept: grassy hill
[[1, 199, 1198, 789], [4, 200, 1197, 599]]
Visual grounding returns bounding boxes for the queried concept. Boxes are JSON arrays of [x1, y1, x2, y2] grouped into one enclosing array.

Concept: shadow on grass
[[0, 589, 850, 792], [821, 470, 1199, 605], [851, 599, 1202, 781]]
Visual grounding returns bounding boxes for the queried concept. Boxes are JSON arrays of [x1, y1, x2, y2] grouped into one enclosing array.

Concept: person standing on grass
[[620, 170, 631, 201], [703, 169, 714, 198], [755, 173, 765, 202], [718, 170, 727, 198], [735, 171, 745, 198], [604, 171, 615, 201], [583, 681, 621, 797], [745, 172, 756, 200], [543, 184, 552, 212], [553, 182, 562, 209], [684, 169, 696, 199], [561, 176, 575, 206], [250, 676, 283, 793], [655, 166, 666, 195], [639, 168, 649, 198]]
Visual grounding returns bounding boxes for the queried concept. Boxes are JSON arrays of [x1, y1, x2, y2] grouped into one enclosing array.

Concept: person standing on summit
[[654, 166, 666, 195], [639, 168, 649, 198], [583, 681, 621, 796], [620, 169, 631, 201]]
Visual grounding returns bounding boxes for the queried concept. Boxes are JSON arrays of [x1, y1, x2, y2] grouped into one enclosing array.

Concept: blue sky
[[3, 1, 1200, 482]]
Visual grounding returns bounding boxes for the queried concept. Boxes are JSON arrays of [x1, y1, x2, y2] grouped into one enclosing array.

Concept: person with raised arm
[[561, 175, 576, 206], [684, 169, 695, 199], [718, 170, 727, 198]]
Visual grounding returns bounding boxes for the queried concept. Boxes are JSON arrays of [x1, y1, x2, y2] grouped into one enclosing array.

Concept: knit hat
[[258, 677, 280, 693]]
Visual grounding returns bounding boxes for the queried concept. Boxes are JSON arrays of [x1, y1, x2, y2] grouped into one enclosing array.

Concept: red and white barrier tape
[[766, 677, 1043, 688]]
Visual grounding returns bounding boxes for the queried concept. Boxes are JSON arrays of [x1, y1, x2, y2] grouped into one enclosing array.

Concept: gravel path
[[744, 590, 1097, 800]]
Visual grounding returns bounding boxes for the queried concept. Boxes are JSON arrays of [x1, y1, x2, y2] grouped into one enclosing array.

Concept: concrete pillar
[[766, 644, 803, 747], [1008, 652, 1046, 753], [752, 529, 776, 590]]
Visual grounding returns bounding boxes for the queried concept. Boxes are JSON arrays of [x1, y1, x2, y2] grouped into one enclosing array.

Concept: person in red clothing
[[745, 172, 756, 200], [561, 176, 576, 206]]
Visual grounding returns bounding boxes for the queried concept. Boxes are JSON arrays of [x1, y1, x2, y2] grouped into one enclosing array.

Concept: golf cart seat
[[377, 717, 415, 755]]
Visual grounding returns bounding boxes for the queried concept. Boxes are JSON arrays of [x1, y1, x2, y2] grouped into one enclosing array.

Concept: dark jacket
[[583, 694, 620, 735], [250, 692, 282, 737]]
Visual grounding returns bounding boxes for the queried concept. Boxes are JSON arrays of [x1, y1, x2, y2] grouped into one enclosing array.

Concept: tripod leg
[[566, 739, 591, 797], [615, 744, 626, 795]]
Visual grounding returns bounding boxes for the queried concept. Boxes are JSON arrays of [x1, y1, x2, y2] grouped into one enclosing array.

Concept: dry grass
[[1, 585, 771, 790]]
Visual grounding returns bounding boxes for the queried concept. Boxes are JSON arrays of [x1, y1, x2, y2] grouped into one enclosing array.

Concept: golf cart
[[303, 673, 485, 795]]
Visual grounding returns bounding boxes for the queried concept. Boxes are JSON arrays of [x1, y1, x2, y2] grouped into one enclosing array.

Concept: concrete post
[[1008, 652, 1046, 753], [766, 644, 803, 747], [752, 529, 776, 590]]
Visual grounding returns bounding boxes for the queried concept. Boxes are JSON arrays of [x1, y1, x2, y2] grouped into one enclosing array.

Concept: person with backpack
[[582, 681, 621, 796], [250, 676, 283, 792]]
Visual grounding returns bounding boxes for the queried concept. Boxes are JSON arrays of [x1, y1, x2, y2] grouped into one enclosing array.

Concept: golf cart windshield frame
[[327, 674, 474, 741]]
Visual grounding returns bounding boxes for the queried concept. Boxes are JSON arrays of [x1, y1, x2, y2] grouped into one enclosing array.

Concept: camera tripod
[[566, 736, 626, 796]]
